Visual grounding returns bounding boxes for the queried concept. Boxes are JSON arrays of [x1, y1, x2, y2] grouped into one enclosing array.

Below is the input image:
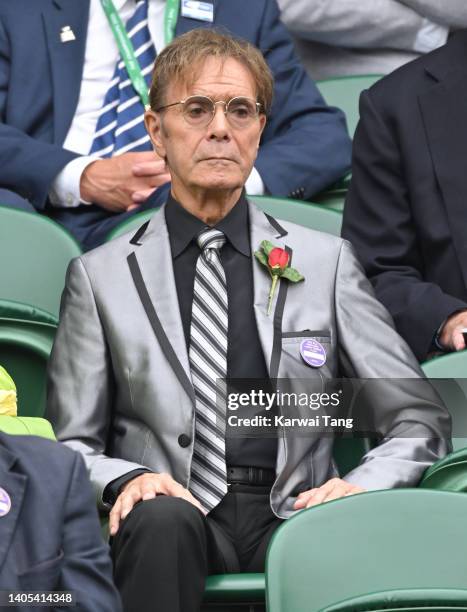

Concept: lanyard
[[100, 0, 180, 109]]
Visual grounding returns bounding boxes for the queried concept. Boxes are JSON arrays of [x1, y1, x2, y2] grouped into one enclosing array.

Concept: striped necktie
[[89, 0, 156, 158], [189, 228, 229, 512]]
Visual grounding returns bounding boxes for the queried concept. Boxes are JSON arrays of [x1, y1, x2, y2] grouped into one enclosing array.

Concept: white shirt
[[50, 0, 264, 207]]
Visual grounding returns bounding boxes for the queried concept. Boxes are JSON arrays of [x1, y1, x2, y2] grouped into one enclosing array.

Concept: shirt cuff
[[48, 155, 98, 207], [245, 166, 265, 196], [414, 18, 448, 54]]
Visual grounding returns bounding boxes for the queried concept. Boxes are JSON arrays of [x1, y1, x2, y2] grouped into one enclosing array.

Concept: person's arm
[[60, 452, 122, 612], [0, 17, 80, 209], [342, 89, 467, 361], [334, 240, 451, 490], [254, 0, 351, 199], [400, 0, 467, 29], [277, 0, 447, 52], [46, 257, 151, 508]]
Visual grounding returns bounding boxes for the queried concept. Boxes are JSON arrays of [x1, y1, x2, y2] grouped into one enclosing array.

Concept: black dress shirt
[[104, 193, 276, 504], [166, 192, 277, 469]]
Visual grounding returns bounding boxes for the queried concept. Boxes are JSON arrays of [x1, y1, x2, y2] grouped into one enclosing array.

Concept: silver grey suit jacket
[[46, 201, 451, 518]]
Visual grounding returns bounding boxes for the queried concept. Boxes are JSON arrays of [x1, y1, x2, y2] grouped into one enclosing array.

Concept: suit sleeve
[[254, 0, 351, 199], [400, 0, 467, 28], [278, 0, 437, 51], [59, 451, 122, 612], [342, 89, 467, 361], [333, 239, 451, 490], [46, 257, 150, 508], [0, 17, 79, 209]]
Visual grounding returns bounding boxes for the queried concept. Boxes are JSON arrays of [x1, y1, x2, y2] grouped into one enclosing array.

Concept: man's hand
[[109, 472, 204, 536], [293, 478, 365, 510], [438, 310, 467, 352], [80, 151, 171, 213]]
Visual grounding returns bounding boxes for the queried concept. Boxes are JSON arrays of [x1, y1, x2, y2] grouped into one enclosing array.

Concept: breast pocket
[[18, 550, 64, 591], [280, 330, 333, 382]]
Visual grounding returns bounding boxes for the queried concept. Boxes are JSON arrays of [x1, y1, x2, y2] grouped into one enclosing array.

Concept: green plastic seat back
[[0, 206, 82, 317], [322, 588, 467, 612], [266, 489, 467, 612], [0, 415, 56, 440], [0, 317, 56, 417], [317, 75, 382, 137], [251, 196, 342, 235], [106, 196, 342, 242], [421, 353, 467, 451]]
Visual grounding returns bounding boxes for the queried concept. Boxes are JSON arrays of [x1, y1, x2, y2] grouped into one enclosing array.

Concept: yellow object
[[0, 390, 17, 416], [0, 366, 17, 415]]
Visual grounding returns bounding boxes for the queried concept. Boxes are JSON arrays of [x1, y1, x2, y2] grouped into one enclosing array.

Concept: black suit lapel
[[41, 0, 90, 145], [419, 65, 467, 288], [0, 441, 27, 574]]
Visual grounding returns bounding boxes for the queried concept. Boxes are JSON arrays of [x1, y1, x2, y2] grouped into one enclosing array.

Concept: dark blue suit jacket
[[0, 432, 122, 611], [0, 0, 351, 247]]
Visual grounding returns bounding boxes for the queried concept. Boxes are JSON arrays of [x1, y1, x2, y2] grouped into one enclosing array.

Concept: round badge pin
[[300, 338, 327, 368], [0, 487, 11, 517]]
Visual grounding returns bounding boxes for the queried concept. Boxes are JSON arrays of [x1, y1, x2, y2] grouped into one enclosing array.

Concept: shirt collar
[[165, 191, 251, 258]]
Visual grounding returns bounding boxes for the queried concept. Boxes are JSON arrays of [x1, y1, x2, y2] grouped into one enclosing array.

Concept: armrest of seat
[[321, 588, 467, 612], [204, 573, 265, 603]]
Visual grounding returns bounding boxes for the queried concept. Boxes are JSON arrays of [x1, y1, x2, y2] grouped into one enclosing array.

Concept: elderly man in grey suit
[[47, 28, 450, 612]]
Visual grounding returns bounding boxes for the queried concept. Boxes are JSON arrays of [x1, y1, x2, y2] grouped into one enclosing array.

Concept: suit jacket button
[[178, 434, 191, 448]]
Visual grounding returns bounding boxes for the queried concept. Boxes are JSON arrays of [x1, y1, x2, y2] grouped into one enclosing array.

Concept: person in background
[[342, 31, 467, 362], [0, 429, 122, 611], [278, 0, 467, 79], [0, 0, 351, 250]]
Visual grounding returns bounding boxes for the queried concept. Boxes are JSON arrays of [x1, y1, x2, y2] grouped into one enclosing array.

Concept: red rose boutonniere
[[254, 240, 304, 314]]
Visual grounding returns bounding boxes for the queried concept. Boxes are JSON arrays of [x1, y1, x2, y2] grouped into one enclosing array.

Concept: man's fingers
[[109, 498, 123, 536], [120, 488, 143, 521], [293, 489, 317, 509], [305, 485, 335, 508], [132, 160, 167, 177], [322, 485, 352, 503], [131, 188, 157, 203], [452, 329, 466, 351]]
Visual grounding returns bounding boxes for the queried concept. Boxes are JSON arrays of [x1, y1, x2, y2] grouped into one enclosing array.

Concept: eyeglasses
[[155, 95, 262, 128]]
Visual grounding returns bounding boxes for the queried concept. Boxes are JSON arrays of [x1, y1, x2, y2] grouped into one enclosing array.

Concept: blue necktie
[[90, 0, 156, 158]]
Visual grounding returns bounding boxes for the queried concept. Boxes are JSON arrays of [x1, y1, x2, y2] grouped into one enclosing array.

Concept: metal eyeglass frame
[[154, 95, 262, 127]]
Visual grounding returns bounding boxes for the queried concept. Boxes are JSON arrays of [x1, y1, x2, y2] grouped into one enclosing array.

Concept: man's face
[[146, 56, 266, 195]]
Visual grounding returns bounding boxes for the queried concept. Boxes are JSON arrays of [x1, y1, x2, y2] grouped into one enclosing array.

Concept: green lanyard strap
[[100, 0, 180, 110]]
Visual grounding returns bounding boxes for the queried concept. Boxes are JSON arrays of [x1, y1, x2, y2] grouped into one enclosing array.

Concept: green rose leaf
[[260, 240, 275, 256], [254, 250, 269, 267], [0, 365, 16, 391], [281, 267, 305, 283]]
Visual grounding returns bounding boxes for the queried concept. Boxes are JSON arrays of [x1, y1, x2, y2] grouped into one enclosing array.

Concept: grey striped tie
[[189, 228, 228, 512]]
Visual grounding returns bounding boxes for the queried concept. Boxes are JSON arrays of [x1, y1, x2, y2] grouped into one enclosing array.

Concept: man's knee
[[122, 496, 205, 538], [0, 189, 35, 212]]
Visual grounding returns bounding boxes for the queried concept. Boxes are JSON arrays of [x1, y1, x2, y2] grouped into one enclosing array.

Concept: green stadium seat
[[313, 75, 383, 212], [321, 588, 467, 612], [317, 75, 382, 138], [106, 195, 342, 242], [266, 489, 467, 612], [0, 303, 57, 417], [0, 206, 81, 318]]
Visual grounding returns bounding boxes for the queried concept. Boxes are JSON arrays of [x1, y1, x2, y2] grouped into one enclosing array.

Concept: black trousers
[[111, 485, 282, 612]]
